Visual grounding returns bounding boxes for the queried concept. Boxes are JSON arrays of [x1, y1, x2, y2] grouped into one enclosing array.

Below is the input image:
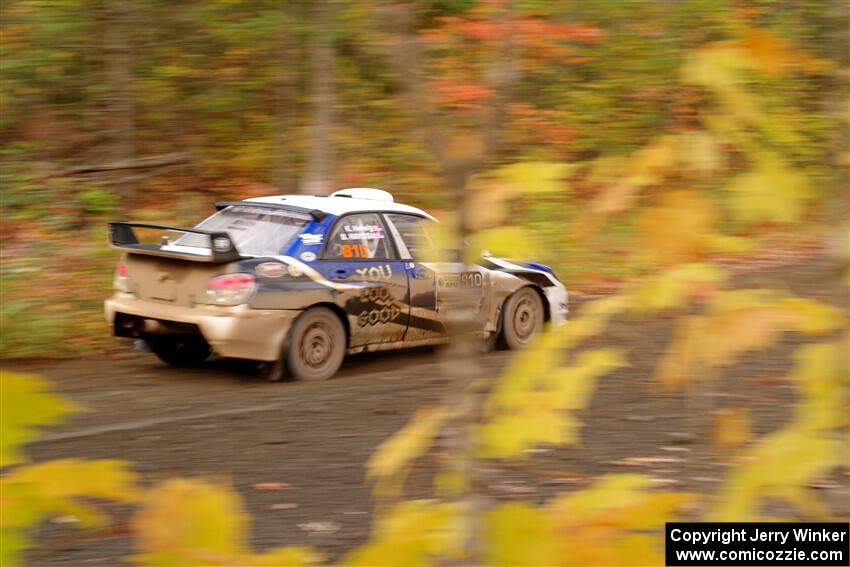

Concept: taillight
[[114, 261, 131, 292], [205, 273, 255, 306]]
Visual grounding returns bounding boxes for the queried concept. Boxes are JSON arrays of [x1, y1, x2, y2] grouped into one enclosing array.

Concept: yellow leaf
[[485, 502, 559, 566], [467, 226, 538, 262], [550, 474, 696, 566], [342, 501, 460, 567], [713, 407, 751, 453], [3, 459, 139, 509], [681, 46, 753, 91], [779, 298, 843, 335], [131, 478, 249, 565], [679, 130, 725, 176], [706, 234, 754, 253], [724, 152, 811, 223], [477, 411, 580, 458], [466, 162, 574, 229], [433, 469, 469, 498], [551, 474, 654, 521], [253, 547, 321, 566], [788, 343, 846, 429], [131, 478, 319, 566], [740, 28, 798, 76], [654, 316, 707, 388], [633, 263, 728, 313], [1, 372, 79, 467], [366, 407, 449, 482], [637, 191, 718, 266], [495, 161, 574, 194], [548, 348, 627, 410], [711, 428, 842, 520], [2, 458, 139, 567]]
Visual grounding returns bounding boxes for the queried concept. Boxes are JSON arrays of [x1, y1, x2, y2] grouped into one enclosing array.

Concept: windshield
[[175, 206, 310, 257]]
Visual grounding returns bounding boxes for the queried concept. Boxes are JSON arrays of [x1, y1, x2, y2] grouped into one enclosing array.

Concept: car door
[[321, 212, 409, 347], [383, 213, 448, 341]]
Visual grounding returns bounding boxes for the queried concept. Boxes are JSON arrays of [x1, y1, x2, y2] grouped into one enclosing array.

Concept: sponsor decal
[[300, 251, 317, 262], [355, 287, 401, 327], [437, 271, 483, 288], [256, 262, 289, 278], [298, 233, 323, 245], [341, 244, 369, 258], [354, 264, 393, 281], [339, 223, 384, 241]]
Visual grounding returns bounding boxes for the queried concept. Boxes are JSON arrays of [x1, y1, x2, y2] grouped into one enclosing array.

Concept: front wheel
[[501, 287, 545, 350], [285, 307, 346, 381], [146, 334, 210, 366]]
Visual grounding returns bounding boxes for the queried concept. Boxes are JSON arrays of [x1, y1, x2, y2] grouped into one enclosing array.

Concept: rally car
[[105, 188, 568, 381]]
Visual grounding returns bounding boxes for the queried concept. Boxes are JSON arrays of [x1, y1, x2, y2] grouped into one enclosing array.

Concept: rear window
[[176, 206, 310, 257]]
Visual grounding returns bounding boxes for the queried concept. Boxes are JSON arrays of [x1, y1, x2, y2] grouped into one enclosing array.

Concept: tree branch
[[56, 152, 190, 176]]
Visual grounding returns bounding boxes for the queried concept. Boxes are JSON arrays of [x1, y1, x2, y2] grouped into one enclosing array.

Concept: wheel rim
[[300, 321, 335, 369], [512, 295, 539, 341]]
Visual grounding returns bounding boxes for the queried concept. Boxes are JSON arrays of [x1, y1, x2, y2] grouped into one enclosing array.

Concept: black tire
[[501, 287, 545, 350], [146, 334, 210, 367], [285, 307, 346, 381], [257, 358, 287, 382]]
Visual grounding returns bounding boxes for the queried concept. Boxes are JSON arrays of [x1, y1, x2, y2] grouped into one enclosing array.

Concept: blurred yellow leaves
[[632, 263, 728, 312], [637, 191, 718, 266], [342, 501, 461, 567], [725, 152, 811, 223], [585, 136, 678, 221], [479, 347, 626, 458], [655, 290, 842, 387], [469, 226, 538, 260], [495, 162, 574, 195], [366, 407, 451, 494], [713, 408, 751, 453], [547, 474, 697, 566], [354, 476, 697, 567], [740, 28, 834, 77], [1, 371, 78, 467], [132, 478, 247, 565], [788, 343, 847, 430], [712, 428, 842, 520], [131, 478, 318, 567], [0, 372, 141, 567], [484, 502, 559, 566], [466, 161, 572, 231]]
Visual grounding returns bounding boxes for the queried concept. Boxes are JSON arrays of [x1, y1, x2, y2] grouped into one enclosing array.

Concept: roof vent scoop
[[330, 188, 394, 202]]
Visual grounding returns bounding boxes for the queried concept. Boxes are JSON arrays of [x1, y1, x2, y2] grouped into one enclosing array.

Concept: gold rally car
[[105, 188, 568, 380]]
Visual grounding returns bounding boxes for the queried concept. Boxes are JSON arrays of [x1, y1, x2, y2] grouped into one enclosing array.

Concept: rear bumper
[[105, 293, 299, 361]]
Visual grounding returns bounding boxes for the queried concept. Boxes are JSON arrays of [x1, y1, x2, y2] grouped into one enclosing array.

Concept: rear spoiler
[[107, 221, 241, 263]]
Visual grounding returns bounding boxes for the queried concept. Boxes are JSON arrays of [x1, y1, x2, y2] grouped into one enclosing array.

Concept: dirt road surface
[[9, 258, 849, 565]]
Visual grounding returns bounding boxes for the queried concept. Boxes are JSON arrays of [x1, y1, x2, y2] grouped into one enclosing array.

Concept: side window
[[325, 213, 391, 259], [385, 214, 437, 260]]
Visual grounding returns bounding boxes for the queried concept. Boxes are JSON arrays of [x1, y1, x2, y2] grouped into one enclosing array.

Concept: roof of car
[[244, 190, 435, 219]]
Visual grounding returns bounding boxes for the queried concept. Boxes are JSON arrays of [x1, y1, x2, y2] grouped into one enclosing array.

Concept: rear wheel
[[146, 334, 210, 366], [501, 287, 544, 350], [285, 307, 346, 381]]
